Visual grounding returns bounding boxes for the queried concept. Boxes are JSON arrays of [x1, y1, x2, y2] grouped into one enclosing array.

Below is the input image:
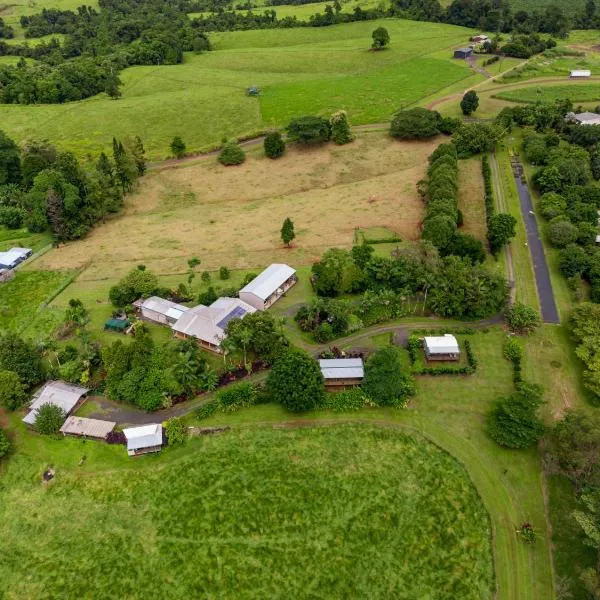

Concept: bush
[[0, 205, 24, 229], [503, 335, 523, 363], [34, 403, 66, 435], [170, 136, 186, 158], [0, 370, 26, 410], [164, 417, 186, 445], [549, 219, 578, 248], [198, 286, 218, 306], [330, 110, 354, 145], [0, 427, 9, 458], [464, 340, 477, 370], [407, 335, 421, 364], [219, 266, 230, 280], [362, 346, 415, 407], [195, 400, 218, 420], [390, 108, 440, 139], [539, 192, 566, 220], [323, 388, 374, 411], [505, 302, 541, 334], [460, 91, 479, 116], [218, 140, 246, 166], [267, 349, 325, 412], [287, 116, 331, 144], [216, 382, 257, 412], [371, 26, 389, 50], [264, 131, 285, 159]]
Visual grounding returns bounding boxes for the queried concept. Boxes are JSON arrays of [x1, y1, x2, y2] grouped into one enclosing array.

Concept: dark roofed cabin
[[454, 47, 473, 59]]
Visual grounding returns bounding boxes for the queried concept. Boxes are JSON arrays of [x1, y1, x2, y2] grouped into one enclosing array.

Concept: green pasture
[[494, 82, 600, 104], [0, 424, 494, 599], [0, 19, 474, 158]]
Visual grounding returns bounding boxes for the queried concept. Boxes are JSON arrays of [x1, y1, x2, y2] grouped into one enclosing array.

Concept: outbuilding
[[454, 47, 473, 59], [23, 381, 89, 427], [172, 297, 256, 353], [570, 69, 591, 78], [566, 111, 600, 126], [319, 358, 364, 389], [123, 424, 163, 456], [423, 334, 460, 361], [471, 34, 489, 43], [239, 264, 297, 311], [0, 247, 32, 269], [138, 296, 189, 326], [60, 416, 116, 440]]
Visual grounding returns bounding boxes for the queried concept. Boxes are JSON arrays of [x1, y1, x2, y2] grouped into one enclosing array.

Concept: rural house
[[423, 334, 460, 361], [319, 358, 364, 389], [172, 297, 256, 353], [0, 247, 32, 269], [123, 424, 163, 456], [23, 381, 89, 427], [239, 263, 297, 311], [566, 111, 600, 126], [569, 69, 591, 78], [471, 34, 488, 43], [60, 416, 116, 440], [453, 47, 473, 59], [136, 296, 189, 326]]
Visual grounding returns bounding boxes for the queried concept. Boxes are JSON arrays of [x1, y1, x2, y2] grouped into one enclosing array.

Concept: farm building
[[424, 334, 460, 361], [569, 69, 591, 78], [0, 247, 32, 269], [172, 297, 256, 353], [123, 424, 163, 456], [471, 34, 488, 43], [239, 263, 297, 311], [566, 111, 600, 126], [23, 381, 89, 427], [136, 296, 188, 326], [60, 416, 116, 440], [319, 358, 364, 389], [454, 47, 473, 59]]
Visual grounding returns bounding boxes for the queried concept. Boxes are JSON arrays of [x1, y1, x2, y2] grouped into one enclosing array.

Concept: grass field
[[0, 19, 476, 159], [0, 424, 494, 598], [33, 134, 437, 279], [494, 82, 600, 104], [457, 156, 487, 242]]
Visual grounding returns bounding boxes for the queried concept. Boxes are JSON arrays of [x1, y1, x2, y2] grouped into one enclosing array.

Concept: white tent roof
[[570, 70, 591, 76], [141, 296, 188, 318], [424, 334, 460, 354], [319, 358, 364, 380], [60, 416, 116, 439], [239, 264, 296, 301], [123, 424, 163, 451], [23, 381, 88, 425]]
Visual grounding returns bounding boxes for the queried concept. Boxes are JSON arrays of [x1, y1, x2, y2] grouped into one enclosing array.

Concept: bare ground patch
[[36, 134, 437, 280], [457, 156, 487, 243]]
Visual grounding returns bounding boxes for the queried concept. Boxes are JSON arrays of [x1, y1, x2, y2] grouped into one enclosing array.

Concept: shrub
[[0, 370, 26, 410], [390, 108, 440, 139], [196, 400, 218, 420], [324, 388, 374, 411], [503, 336, 523, 363], [407, 335, 421, 364], [217, 382, 257, 412], [539, 192, 566, 220], [264, 131, 286, 159], [170, 136, 186, 158], [371, 26, 389, 50], [488, 213, 517, 255], [464, 340, 477, 370], [218, 140, 246, 166], [422, 215, 456, 250], [0, 427, 9, 458], [267, 349, 325, 412], [460, 90, 479, 116], [287, 116, 331, 144], [34, 403, 66, 435], [0, 205, 24, 229], [330, 110, 354, 145], [363, 346, 415, 407], [106, 430, 126, 445], [164, 417, 186, 445], [549, 220, 578, 248], [198, 286, 218, 306], [219, 266, 230, 280], [201, 271, 211, 283], [505, 302, 541, 334]]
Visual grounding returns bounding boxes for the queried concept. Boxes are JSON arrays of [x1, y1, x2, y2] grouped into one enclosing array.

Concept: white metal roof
[[123, 424, 163, 450], [570, 70, 591, 76], [319, 358, 364, 380], [172, 297, 256, 346], [0, 247, 32, 268], [239, 264, 296, 301], [424, 334, 460, 354], [574, 112, 600, 125], [23, 381, 88, 425], [60, 416, 116, 439], [141, 296, 188, 317]]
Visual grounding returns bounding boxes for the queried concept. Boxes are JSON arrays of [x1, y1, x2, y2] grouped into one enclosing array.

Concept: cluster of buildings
[[136, 263, 297, 353]]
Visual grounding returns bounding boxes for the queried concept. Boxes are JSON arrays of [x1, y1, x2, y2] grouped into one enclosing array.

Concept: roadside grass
[[0, 424, 494, 599], [0, 19, 474, 158], [493, 82, 600, 104]]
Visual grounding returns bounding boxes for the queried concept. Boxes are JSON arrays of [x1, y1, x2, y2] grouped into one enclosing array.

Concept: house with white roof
[[319, 358, 364, 389], [423, 334, 460, 361], [136, 296, 189, 326], [123, 424, 163, 456], [0, 247, 32, 269], [23, 381, 89, 427], [172, 297, 256, 353], [239, 264, 297, 311], [566, 111, 600, 126]]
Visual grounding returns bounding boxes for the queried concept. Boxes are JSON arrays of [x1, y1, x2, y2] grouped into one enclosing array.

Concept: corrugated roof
[[123, 424, 163, 450], [424, 334, 459, 354], [0, 247, 31, 268], [60, 416, 116, 439], [23, 381, 88, 425], [141, 296, 188, 317], [319, 358, 364, 380], [239, 264, 296, 301]]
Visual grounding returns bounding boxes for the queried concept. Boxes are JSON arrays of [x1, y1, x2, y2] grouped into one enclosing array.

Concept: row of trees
[[0, 131, 143, 240]]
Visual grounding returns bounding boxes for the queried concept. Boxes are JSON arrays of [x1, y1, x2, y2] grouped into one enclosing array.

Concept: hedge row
[[411, 327, 484, 336], [481, 155, 494, 223]]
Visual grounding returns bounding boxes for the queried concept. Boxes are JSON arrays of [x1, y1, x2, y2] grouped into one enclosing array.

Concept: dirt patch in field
[[36, 134, 438, 280], [457, 156, 487, 243]]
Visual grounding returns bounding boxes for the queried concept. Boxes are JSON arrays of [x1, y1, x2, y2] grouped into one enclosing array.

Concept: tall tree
[[281, 217, 295, 247], [460, 90, 479, 116]]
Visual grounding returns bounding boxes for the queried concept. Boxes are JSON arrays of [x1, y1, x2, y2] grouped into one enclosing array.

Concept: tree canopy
[[362, 346, 415, 407]]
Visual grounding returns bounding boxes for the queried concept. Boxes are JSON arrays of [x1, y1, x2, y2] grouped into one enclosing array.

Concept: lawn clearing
[[34, 134, 438, 279], [493, 82, 600, 104], [0, 424, 494, 599]]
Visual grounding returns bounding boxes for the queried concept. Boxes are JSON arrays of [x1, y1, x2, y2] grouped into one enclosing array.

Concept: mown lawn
[[494, 82, 600, 104], [0, 424, 494, 599]]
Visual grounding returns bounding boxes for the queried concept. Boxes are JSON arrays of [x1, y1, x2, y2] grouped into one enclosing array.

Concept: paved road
[[510, 158, 560, 324]]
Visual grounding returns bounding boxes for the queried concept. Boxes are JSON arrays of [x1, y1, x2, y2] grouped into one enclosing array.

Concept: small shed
[[123, 424, 163, 456], [454, 47, 473, 59], [104, 317, 130, 332], [239, 264, 297, 311], [139, 296, 188, 326], [23, 381, 89, 427], [319, 358, 364, 389], [60, 416, 116, 440], [570, 69, 591, 78], [423, 334, 460, 361]]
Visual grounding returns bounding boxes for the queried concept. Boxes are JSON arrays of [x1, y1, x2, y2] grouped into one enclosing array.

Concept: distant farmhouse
[[239, 263, 297, 311], [0, 247, 32, 270], [123, 424, 163, 456], [23, 381, 89, 427], [135, 296, 188, 326], [319, 358, 364, 390], [172, 297, 256, 353], [566, 111, 600, 126], [569, 69, 591, 78], [423, 334, 460, 361], [454, 47, 473, 59]]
